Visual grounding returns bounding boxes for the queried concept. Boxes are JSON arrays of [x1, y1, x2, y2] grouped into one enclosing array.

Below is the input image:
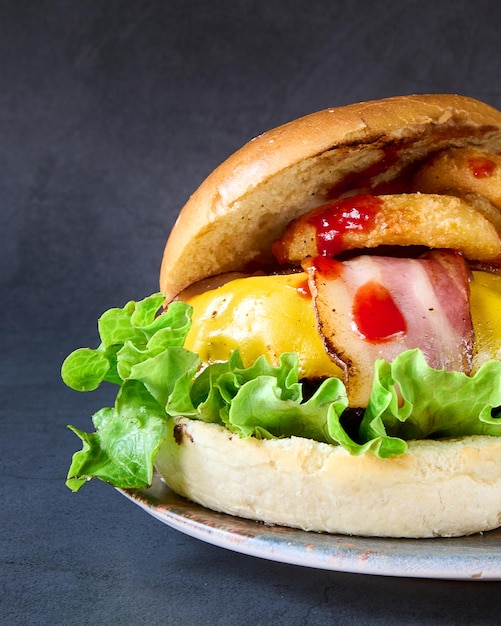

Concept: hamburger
[[63, 94, 501, 538]]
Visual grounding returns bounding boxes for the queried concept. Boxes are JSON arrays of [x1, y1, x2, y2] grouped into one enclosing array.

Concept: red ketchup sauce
[[295, 278, 312, 298], [468, 156, 496, 178], [307, 256, 344, 279], [308, 194, 383, 257], [352, 279, 407, 342]]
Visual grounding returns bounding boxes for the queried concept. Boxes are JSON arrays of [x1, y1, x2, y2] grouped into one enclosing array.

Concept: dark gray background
[[3, 1, 501, 624]]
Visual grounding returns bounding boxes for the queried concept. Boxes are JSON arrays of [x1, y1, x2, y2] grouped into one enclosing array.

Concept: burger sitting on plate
[[62, 94, 501, 538]]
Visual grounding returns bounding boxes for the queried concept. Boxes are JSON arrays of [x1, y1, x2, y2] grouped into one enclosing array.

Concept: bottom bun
[[155, 417, 501, 538]]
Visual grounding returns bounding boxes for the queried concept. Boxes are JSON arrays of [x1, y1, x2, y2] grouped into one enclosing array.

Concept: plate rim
[[119, 472, 501, 581]]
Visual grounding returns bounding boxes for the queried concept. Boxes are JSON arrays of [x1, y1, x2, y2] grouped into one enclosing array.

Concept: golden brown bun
[[156, 417, 501, 538], [160, 94, 501, 301]]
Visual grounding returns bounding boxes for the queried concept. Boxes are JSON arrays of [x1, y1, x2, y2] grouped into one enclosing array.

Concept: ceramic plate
[[120, 471, 501, 580]]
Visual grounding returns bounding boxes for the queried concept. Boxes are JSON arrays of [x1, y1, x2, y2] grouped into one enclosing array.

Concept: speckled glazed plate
[[120, 471, 501, 580]]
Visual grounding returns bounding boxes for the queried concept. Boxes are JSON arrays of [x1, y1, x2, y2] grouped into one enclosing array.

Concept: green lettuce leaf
[[171, 352, 349, 442], [165, 350, 398, 455], [61, 294, 192, 391], [63, 295, 501, 492], [361, 349, 501, 445], [66, 380, 168, 491], [64, 296, 197, 491]]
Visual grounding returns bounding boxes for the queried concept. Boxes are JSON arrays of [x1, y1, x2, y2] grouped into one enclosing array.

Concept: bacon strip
[[304, 250, 473, 407]]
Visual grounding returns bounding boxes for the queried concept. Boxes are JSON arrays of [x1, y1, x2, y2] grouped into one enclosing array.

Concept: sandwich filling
[[61, 101, 501, 494]]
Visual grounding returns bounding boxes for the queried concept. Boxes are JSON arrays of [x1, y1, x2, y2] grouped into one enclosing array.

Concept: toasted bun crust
[[156, 417, 501, 538], [160, 94, 501, 301]]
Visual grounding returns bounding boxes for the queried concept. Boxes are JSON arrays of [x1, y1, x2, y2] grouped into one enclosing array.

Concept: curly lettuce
[[62, 294, 501, 491]]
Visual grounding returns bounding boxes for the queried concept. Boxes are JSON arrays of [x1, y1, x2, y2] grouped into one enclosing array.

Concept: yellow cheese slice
[[184, 273, 342, 379], [470, 270, 501, 368]]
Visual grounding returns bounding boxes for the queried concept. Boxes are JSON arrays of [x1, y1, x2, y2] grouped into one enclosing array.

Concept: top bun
[[160, 94, 501, 301]]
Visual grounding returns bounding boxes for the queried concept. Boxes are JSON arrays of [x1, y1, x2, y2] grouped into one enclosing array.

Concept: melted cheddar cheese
[[470, 270, 501, 367]]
